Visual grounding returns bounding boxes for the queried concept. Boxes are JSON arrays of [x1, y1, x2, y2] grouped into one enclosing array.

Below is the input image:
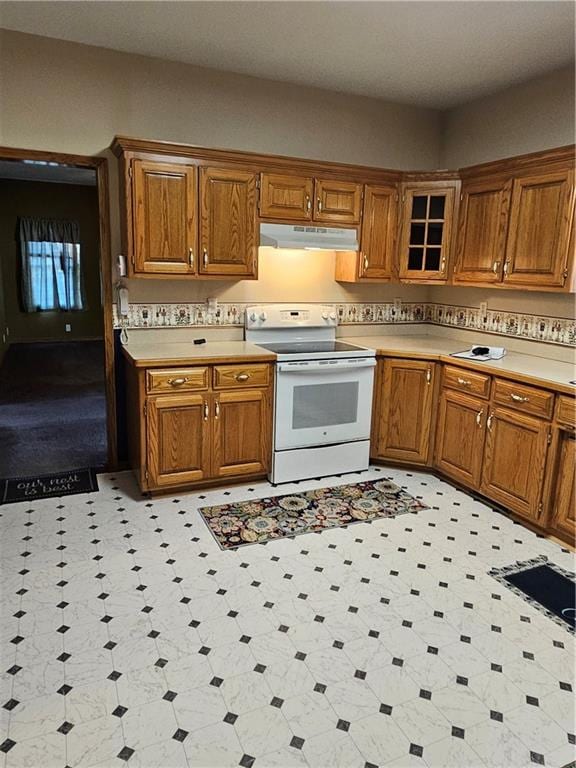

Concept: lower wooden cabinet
[[435, 389, 486, 488], [481, 406, 550, 523], [372, 358, 435, 464], [212, 389, 271, 478], [546, 427, 575, 542]]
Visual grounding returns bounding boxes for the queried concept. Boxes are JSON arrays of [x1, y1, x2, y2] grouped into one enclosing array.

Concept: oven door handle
[[277, 359, 376, 373]]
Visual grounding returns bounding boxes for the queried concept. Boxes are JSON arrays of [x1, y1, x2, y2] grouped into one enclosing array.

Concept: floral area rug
[[199, 478, 428, 550]]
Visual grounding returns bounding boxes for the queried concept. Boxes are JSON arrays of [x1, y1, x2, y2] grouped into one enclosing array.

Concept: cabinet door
[[398, 185, 457, 282], [547, 428, 575, 543], [147, 394, 211, 487], [373, 359, 435, 464], [132, 160, 197, 275], [199, 167, 258, 277], [481, 407, 549, 522], [454, 177, 511, 284], [435, 389, 486, 488], [260, 173, 313, 221], [359, 184, 398, 280], [314, 179, 362, 224], [212, 389, 271, 478], [504, 168, 575, 287]]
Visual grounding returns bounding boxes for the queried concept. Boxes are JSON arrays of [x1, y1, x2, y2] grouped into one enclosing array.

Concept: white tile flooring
[[0, 466, 574, 768]]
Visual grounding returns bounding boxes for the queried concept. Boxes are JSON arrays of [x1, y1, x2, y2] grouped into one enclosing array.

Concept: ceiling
[[0, 160, 96, 185], [0, 1, 573, 108]]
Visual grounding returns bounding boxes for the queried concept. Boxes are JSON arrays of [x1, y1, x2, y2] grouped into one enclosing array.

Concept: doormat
[[0, 468, 99, 505], [489, 555, 575, 634], [199, 478, 428, 550]]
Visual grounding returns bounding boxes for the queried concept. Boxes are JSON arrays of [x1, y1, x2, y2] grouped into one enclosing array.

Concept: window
[[19, 218, 84, 312]]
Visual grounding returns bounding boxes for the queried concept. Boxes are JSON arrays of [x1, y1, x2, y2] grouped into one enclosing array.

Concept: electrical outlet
[[65, 324, 72, 332], [393, 298, 402, 313], [479, 301, 488, 317]]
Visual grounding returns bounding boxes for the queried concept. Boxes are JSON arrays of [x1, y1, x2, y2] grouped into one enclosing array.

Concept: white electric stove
[[245, 304, 376, 483]]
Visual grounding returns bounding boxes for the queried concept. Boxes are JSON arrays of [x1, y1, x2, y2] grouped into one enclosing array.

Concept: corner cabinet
[[372, 358, 436, 465], [199, 167, 258, 278], [126, 360, 274, 492], [545, 396, 576, 543], [397, 181, 459, 283]]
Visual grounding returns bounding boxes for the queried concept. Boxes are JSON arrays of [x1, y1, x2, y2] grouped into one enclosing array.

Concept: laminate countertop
[[345, 334, 576, 394], [122, 340, 276, 367]]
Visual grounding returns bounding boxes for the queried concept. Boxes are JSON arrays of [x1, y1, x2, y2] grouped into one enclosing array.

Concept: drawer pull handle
[[203, 400, 209, 421], [317, 198, 323, 213], [492, 260, 500, 274], [510, 393, 530, 403], [305, 196, 312, 212], [203, 249, 208, 267], [487, 412, 494, 431], [168, 377, 189, 387], [476, 409, 484, 427], [364, 254, 369, 270], [426, 368, 432, 384], [214, 400, 220, 419], [236, 373, 250, 382], [457, 377, 472, 387], [188, 247, 194, 267]]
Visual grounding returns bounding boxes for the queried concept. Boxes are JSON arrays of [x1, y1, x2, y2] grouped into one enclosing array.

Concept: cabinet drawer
[[146, 367, 209, 393], [556, 395, 576, 428], [213, 364, 270, 389], [492, 378, 554, 420], [443, 365, 491, 399]]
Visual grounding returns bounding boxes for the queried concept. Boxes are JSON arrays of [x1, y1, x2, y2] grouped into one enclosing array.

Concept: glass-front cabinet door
[[398, 182, 459, 282]]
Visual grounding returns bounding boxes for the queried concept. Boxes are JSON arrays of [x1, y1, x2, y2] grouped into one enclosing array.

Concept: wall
[[0, 179, 103, 343], [441, 65, 575, 167]]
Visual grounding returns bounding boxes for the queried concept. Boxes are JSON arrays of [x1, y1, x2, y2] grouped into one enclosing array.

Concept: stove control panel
[[245, 304, 338, 329]]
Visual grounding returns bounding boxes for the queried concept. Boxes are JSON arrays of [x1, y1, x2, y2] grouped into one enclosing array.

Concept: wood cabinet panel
[[260, 173, 313, 221], [212, 389, 271, 477], [200, 167, 258, 277], [213, 364, 271, 390], [443, 365, 491, 399], [481, 407, 549, 522], [146, 367, 208, 394], [373, 359, 435, 464], [492, 378, 554, 420], [547, 428, 575, 543], [556, 395, 576, 428], [435, 389, 486, 488], [147, 393, 211, 487], [504, 168, 575, 287], [454, 177, 511, 284], [358, 184, 398, 280], [314, 179, 362, 224], [132, 160, 196, 275]]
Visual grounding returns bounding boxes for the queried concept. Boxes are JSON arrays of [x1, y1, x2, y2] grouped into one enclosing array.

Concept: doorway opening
[[0, 149, 115, 480]]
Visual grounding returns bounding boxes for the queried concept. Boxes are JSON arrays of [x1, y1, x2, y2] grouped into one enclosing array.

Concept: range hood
[[260, 223, 358, 251]]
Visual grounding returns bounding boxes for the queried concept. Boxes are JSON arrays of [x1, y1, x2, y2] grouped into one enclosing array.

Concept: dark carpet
[[0, 341, 107, 478]]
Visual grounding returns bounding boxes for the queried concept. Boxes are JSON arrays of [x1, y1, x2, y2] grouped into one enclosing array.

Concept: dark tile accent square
[[104, 641, 117, 651], [380, 703, 393, 715], [163, 691, 178, 701], [490, 710, 503, 722], [314, 615, 325, 623], [227, 611, 238, 618], [57, 652, 71, 663], [333, 640, 344, 650], [452, 726, 465, 739], [57, 601, 69, 609], [560, 681, 572, 692], [254, 664, 266, 674], [456, 676, 468, 686], [523, 651, 534, 661], [314, 683, 326, 694], [460, 635, 471, 644], [491, 663, 502, 673], [290, 736, 305, 750], [402, 620, 413, 628], [3, 699, 19, 711], [409, 744, 423, 757], [224, 712, 238, 724], [147, 630, 160, 639], [57, 721, 74, 734], [210, 677, 223, 688], [240, 755, 255, 768], [355, 670, 367, 680], [526, 696, 539, 707], [198, 647, 211, 656], [6, 665, 21, 676], [368, 630, 379, 639], [336, 719, 350, 732], [108, 671, 122, 681], [112, 705, 128, 718], [56, 625, 69, 634], [239, 635, 251, 644], [117, 746, 135, 762], [270, 697, 284, 708], [295, 652, 307, 661], [530, 752, 545, 765], [568, 733, 575, 745], [427, 646, 438, 655], [278, 625, 289, 633], [189, 619, 200, 628], [419, 689, 432, 700], [172, 729, 188, 743], [392, 657, 404, 667], [57, 685, 72, 696], [0, 740, 16, 754]]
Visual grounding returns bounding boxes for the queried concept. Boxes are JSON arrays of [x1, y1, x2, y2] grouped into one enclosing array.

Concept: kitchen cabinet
[[132, 160, 197, 275], [545, 396, 575, 544], [127, 360, 274, 492], [481, 406, 550, 523], [435, 389, 486, 488], [260, 172, 362, 225], [199, 167, 259, 278], [372, 358, 435, 464], [503, 167, 575, 288], [398, 181, 459, 283], [314, 178, 362, 224], [453, 176, 511, 284]]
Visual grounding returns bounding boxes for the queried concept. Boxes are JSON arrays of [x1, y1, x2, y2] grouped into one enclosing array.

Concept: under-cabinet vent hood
[[260, 223, 358, 251]]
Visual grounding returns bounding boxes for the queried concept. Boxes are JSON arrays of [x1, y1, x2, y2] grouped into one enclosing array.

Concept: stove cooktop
[[257, 341, 365, 355]]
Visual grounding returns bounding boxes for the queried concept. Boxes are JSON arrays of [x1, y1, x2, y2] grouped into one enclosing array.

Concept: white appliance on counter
[[245, 304, 376, 483]]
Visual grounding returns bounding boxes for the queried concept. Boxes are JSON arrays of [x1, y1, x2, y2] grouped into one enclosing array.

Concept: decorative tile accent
[[113, 301, 575, 347]]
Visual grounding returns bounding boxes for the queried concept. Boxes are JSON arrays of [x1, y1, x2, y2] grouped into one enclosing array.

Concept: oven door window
[[292, 381, 359, 429]]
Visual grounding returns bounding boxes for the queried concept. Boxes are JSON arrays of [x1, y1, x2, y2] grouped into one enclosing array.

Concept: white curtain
[[19, 218, 84, 312]]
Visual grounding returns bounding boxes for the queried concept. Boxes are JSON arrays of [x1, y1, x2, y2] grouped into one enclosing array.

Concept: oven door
[[274, 358, 376, 451]]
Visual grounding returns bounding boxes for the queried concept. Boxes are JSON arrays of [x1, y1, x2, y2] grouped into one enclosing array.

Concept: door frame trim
[[0, 145, 117, 469]]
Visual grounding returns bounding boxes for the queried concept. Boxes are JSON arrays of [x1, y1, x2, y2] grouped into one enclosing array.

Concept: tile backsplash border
[[113, 301, 576, 347]]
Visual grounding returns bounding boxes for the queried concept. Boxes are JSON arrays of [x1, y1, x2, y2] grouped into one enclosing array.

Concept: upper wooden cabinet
[[199, 167, 259, 278], [132, 160, 197, 275], [503, 168, 575, 288], [453, 177, 511, 284], [259, 173, 314, 221], [259, 172, 362, 225], [398, 182, 459, 283]]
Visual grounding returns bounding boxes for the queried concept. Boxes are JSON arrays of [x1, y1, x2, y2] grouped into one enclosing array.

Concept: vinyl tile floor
[[0, 466, 574, 768]]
